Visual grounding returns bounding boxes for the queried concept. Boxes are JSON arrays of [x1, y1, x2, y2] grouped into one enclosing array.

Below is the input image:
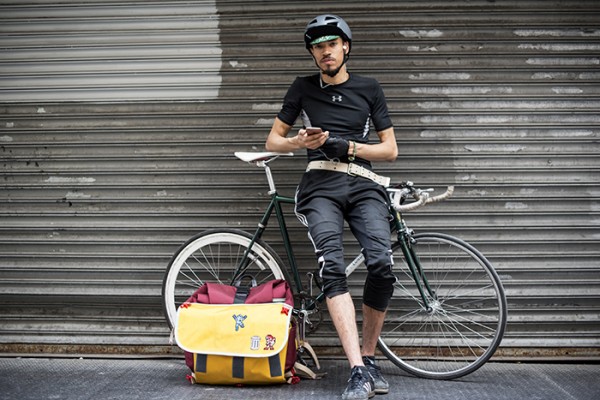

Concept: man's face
[[310, 37, 348, 76]]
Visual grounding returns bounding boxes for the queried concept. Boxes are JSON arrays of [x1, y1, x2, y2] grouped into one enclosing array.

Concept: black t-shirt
[[277, 73, 393, 166]]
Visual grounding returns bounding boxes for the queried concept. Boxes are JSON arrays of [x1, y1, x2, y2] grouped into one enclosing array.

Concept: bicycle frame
[[234, 158, 437, 314], [233, 159, 304, 295], [388, 208, 438, 310], [236, 190, 302, 289]]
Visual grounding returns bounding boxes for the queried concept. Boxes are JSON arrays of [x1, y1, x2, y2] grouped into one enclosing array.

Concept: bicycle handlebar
[[388, 182, 454, 212]]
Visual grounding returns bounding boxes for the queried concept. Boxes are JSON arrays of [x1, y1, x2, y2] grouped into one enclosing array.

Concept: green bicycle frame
[[235, 185, 437, 312], [233, 189, 305, 293], [389, 207, 438, 309]]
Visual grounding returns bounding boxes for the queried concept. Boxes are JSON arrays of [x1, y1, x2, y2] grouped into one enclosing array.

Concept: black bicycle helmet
[[304, 14, 352, 51]]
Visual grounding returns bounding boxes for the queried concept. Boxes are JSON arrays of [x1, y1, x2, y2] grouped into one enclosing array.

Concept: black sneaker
[[342, 366, 375, 400], [363, 356, 389, 395]]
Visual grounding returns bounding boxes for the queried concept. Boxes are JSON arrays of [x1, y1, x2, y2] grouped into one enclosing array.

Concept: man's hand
[[297, 128, 328, 149], [319, 136, 349, 159]]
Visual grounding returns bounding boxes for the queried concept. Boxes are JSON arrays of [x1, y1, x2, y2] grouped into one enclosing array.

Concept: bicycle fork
[[393, 212, 438, 312]]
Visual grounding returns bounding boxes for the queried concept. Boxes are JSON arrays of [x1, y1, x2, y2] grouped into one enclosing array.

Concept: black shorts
[[295, 170, 395, 310]]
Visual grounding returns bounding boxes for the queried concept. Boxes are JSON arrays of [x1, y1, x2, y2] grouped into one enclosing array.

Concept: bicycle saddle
[[235, 151, 294, 163]]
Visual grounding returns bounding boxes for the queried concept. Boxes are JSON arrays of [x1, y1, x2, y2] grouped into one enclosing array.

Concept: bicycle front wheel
[[162, 229, 286, 329], [378, 232, 507, 379]]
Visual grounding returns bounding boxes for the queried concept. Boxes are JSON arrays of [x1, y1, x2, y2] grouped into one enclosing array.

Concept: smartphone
[[305, 127, 323, 135]]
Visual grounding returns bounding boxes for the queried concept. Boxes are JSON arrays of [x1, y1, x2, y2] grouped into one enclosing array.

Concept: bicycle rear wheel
[[162, 228, 286, 329], [378, 232, 507, 379]]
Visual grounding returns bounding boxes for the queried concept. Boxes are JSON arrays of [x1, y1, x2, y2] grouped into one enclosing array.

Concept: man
[[265, 14, 398, 400]]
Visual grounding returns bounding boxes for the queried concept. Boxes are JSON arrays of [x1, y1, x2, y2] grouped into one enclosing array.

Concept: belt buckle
[[347, 163, 359, 177]]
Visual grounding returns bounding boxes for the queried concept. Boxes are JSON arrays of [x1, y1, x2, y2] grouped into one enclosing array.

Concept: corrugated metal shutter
[[0, 0, 598, 357], [0, 2, 222, 102]]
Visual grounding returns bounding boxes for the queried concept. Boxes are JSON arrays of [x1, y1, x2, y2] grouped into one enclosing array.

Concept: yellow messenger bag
[[175, 279, 298, 385]]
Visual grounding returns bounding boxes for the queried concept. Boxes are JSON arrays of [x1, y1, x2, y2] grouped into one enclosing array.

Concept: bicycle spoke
[[432, 315, 487, 363], [441, 308, 499, 337], [380, 307, 425, 346]]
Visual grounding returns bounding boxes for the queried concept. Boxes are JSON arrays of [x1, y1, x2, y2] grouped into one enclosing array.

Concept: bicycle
[[162, 151, 507, 380]]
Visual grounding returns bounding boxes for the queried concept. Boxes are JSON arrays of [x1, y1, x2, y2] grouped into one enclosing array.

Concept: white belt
[[306, 160, 391, 187]]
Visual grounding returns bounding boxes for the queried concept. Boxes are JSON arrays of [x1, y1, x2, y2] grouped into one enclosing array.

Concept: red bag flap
[[186, 282, 237, 304], [246, 279, 293, 306], [185, 279, 293, 306]]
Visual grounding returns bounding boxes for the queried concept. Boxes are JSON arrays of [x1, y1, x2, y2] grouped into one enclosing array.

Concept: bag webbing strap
[[227, 355, 282, 379], [232, 357, 245, 379], [195, 354, 207, 373], [268, 354, 283, 377]]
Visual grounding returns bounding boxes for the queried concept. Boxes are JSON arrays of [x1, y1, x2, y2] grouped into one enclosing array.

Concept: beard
[[313, 54, 348, 78], [323, 64, 343, 77]]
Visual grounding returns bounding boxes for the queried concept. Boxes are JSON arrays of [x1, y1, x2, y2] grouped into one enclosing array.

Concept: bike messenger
[[265, 14, 398, 400]]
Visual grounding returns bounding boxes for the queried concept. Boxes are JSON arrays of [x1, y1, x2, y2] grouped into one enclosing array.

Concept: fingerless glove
[[319, 136, 349, 159]]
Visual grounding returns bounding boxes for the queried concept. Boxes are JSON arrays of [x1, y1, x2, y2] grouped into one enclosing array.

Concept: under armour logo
[[332, 95, 343, 102]]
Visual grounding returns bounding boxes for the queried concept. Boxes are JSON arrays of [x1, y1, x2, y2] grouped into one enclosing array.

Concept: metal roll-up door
[[0, 1, 226, 353], [0, 2, 222, 102], [0, 1, 598, 358]]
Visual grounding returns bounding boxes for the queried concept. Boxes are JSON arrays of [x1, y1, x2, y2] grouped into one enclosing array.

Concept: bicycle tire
[[162, 228, 286, 329], [378, 232, 507, 379]]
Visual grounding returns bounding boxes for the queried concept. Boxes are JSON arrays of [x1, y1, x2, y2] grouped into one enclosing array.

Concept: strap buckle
[[346, 163, 360, 177]]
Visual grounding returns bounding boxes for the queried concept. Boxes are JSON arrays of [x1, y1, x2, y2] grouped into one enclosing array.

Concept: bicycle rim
[[378, 232, 507, 379], [162, 229, 285, 329]]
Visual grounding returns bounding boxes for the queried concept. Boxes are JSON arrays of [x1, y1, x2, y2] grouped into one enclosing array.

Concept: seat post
[[258, 160, 277, 195]]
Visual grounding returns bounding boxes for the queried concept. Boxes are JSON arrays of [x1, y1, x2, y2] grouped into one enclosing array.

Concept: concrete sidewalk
[[0, 357, 598, 400]]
